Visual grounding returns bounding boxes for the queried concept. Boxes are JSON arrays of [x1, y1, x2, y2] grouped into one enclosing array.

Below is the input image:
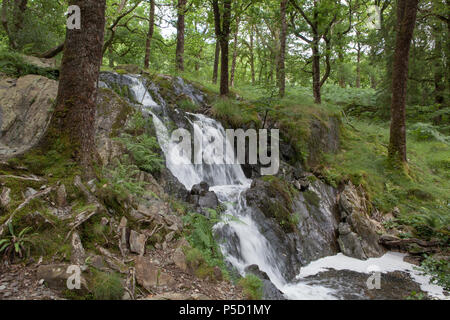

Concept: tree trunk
[[312, 36, 321, 104], [432, 29, 444, 124], [388, 0, 419, 165], [144, 0, 155, 69], [278, 0, 288, 97], [175, 0, 186, 72], [212, 39, 220, 84], [230, 16, 240, 88], [44, 0, 107, 179], [212, 0, 232, 96], [249, 26, 255, 85], [356, 41, 361, 88]]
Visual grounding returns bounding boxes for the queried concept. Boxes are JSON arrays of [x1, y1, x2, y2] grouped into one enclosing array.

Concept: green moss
[[303, 190, 320, 208]]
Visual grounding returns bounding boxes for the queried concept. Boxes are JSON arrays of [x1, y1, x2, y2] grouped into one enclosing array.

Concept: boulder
[[36, 264, 87, 292], [0, 75, 58, 158], [129, 230, 147, 255], [135, 256, 175, 291], [191, 182, 209, 196]]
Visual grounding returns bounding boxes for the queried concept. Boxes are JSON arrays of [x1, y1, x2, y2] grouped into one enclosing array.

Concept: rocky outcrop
[[337, 182, 386, 260], [242, 177, 340, 280], [187, 182, 219, 215], [0, 74, 58, 157], [307, 117, 340, 167]]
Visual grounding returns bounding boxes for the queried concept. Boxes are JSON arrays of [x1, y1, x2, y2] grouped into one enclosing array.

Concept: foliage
[[417, 256, 450, 291], [182, 210, 228, 278], [0, 223, 36, 261], [0, 49, 58, 79], [90, 270, 124, 300], [116, 133, 164, 174], [238, 274, 263, 300]]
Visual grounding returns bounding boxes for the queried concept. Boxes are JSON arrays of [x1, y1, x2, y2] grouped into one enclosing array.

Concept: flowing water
[[101, 73, 447, 300]]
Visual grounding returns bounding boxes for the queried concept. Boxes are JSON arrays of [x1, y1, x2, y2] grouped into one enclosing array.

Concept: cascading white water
[[124, 74, 290, 290], [121, 74, 447, 300]]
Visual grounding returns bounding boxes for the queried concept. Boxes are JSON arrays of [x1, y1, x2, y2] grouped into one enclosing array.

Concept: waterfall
[[103, 73, 447, 300], [124, 74, 290, 291]]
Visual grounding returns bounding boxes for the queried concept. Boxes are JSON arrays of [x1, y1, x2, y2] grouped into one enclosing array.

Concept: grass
[[238, 274, 263, 300], [319, 119, 449, 240]]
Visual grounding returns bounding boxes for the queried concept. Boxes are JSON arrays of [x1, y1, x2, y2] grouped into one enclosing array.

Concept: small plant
[[117, 133, 164, 174], [417, 255, 450, 291], [90, 270, 124, 300], [238, 274, 263, 300], [0, 223, 36, 261]]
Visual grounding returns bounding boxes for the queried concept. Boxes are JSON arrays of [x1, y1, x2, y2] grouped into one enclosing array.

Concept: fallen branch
[[0, 174, 46, 182], [0, 187, 53, 236]]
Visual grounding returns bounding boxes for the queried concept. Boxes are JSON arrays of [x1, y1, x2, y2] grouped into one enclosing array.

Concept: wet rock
[[135, 256, 175, 291], [240, 178, 340, 280], [197, 191, 218, 209], [188, 182, 219, 213], [338, 182, 386, 260], [338, 231, 367, 260], [129, 230, 146, 256], [191, 182, 209, 196], [159, 168, 189, 201], [298, 269, 427, 300], [70, 232, 86, 266], [244, 265, 286, 300]]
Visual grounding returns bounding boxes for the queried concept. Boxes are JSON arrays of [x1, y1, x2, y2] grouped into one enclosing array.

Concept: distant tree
[[144, 0, 155, 69], [212, 0, 232, 95], [175, 0, 187, 71]]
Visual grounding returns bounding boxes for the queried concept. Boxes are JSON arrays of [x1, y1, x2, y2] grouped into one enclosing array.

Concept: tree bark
[[356, 38, 361, 88], [144, 0, 155, 69], [212, 0, 232, 96], [388, 0, 419, 164], [175, 0, 187, 72], [44, 0, 107, 179], [230, 15, 240, 88], [212, 39, 220, 84], [38, 42, 65, 59], [278, 0, 288, 97], [249, 25, 255, 85], [312, 36, 321, 104]]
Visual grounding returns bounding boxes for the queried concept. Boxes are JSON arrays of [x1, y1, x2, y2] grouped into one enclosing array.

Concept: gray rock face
[[241, 178, 340, 280], [337, 183, 386, 260], [0, 75, 58, 158], [244, 265, 286, 300]]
